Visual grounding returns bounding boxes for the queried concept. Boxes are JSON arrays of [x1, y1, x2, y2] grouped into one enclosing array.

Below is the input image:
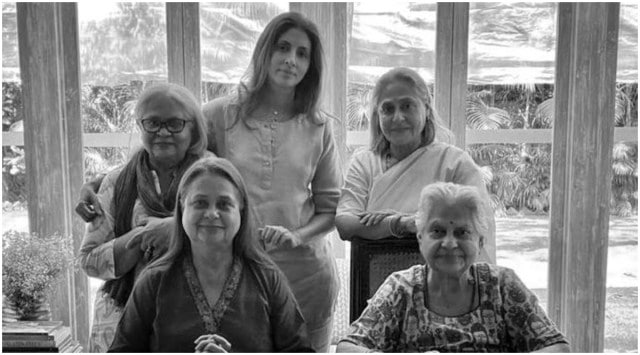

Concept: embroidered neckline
[[182, 252, 243, 333]]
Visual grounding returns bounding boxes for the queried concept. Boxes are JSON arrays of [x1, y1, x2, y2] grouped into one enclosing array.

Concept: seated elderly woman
[[337, 182, 570, 353], [109, 157, 312, 352], [336, 67, 495, 262]]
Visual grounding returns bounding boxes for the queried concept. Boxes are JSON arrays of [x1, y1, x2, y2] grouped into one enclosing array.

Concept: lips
[[279, 69, 296, 76]]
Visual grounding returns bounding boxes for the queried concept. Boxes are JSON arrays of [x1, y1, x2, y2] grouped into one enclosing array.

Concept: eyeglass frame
[[139, 118, 192, 133]]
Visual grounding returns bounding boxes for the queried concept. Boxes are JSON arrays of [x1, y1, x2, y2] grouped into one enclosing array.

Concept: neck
[[190, 244, 233, 279], [260, 83, 296, 112], [427, 268, 471, 295], [148, 155, 179, 173], [389, 140, 422, 161]]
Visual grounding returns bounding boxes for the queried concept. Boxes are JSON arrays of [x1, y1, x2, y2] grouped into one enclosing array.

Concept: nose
[[284, 53, 296, 67], [156, 126, 171, 136], [204, 207, 220, 219], [441, 232, 458, 249], [392, 107, 404, 122]]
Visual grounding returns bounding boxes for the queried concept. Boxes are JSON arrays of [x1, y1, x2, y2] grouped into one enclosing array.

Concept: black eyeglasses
[[140, 118, 191, 133]]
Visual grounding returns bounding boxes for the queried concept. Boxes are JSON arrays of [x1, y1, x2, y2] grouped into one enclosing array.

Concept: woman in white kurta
[[202, 12, 341, 352], [78, 83, 209, 352], [336, 67, 496, 262]]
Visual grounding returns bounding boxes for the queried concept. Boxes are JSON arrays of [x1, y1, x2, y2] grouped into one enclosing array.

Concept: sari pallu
[[346, 142, 496, 262]]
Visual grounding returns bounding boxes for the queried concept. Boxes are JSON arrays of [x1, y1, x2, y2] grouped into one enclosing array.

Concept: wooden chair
[[349, 236, 424, 322]]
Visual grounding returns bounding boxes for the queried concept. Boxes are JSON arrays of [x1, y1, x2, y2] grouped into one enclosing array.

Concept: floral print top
[[341, 263, 568, 352]]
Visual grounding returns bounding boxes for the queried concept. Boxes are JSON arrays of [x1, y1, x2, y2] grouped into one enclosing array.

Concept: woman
[[78, 83, 210, 352], [202, 12, 342, 352], [336, 67, 495, 262], [337, 182, 570, 353], [109, 157, 312, 352]]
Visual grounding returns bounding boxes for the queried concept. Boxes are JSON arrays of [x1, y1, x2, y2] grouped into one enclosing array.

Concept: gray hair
[[135, 82, 208, 156], [416, 182, 489, 245]]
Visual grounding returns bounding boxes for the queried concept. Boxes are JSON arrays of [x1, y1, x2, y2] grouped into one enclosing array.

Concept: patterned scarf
[[102, 148, 199, 307]]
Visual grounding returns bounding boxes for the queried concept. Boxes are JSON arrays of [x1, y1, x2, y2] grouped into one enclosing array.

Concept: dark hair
[[150, 157, 275, 269], [369, 67, 452, 156], [232, 11, 325, 125]]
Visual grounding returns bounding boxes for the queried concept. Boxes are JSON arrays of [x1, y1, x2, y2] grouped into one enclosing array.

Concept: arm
[[202, 97, 228, 156], [268, 268, 314, 352], [108, 270, 158, 352], [500, 268, 570, 352]]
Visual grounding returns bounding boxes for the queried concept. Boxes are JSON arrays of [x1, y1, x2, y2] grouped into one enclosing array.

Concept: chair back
[[349, 236, 424, 322]]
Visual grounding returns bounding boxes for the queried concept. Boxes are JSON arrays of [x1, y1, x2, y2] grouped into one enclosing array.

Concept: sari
[[338, 142, 495, 262]]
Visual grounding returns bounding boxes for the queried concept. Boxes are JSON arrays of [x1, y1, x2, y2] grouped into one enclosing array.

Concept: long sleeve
[[267, 267, 314, 352], [310, 118, 342, 214], [108, 268, 160, 352], [78, 168, 122, 280], [500, 268, 569, 352]]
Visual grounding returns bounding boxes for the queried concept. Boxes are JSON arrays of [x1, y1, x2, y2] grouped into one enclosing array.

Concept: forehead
[[276, 27, 311, 49], [378, 80, 421, 103], [185, 172, 239, 198], [140, 95, 189, 119], [426, 203, 474, 224]]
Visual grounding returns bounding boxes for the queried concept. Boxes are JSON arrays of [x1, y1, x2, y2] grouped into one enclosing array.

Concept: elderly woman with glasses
[[78, 83, 212, 352], [337, 182, 569, 353]]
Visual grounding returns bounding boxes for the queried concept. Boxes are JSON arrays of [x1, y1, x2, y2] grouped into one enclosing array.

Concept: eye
[[277, 42, 290, 52], [379, 102, 394, 115], [454, 228, 472, 239], [429, 227, 446, 238], [191, 199, 208, 208], [216, 199, 233, 211], [297, 48, 309, 58], [400, 101, 415, 111], [166, 118, 185, 131]]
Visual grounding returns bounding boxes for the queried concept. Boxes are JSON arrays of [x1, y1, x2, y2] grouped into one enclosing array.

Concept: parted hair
[[232, 11, 325, 125], [415, 182, 489, 246], [369, 67, 453, 156], [150, 157, 276, 270]]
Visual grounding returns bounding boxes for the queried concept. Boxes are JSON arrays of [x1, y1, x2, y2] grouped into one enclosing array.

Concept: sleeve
[[108, 269, 159, 352], [336, 150, 372, 217], [267, 268, 314, 352], [499, 268, 569, 352], [340, 275, 405, 352], [78, 168, 122, 280], [202, 96, 230, 156], [311, 119, 342, 214]]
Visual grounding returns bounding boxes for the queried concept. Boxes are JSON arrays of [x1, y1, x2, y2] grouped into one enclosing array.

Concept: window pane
[[606, 4, 638, 352], [200, 2, 288, 102], [348, 2, 436, 134], [2, 3, 28, 235], [78, 2, 167, 137]]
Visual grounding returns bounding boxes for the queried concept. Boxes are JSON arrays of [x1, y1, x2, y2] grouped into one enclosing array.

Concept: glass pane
[[2, 3, 28, 235], [347, 2, 436, 135], [606, 4, 638, 352], [78, 2, 167, 137], [200, 2, 288, 102], [466, 2, 557, 332]]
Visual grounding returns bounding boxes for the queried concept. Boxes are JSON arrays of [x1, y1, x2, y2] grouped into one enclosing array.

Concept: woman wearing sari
[[78, 83, 210, 352], [336, 67, 495, 262]]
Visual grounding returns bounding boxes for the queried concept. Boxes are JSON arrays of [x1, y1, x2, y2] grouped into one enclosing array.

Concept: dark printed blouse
[[341, 263, 568, 352]]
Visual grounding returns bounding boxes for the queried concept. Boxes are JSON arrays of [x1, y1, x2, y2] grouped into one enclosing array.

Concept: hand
[[400, 215, 417, 234], [125, 217, 173, 257], [258, 225, 301, 251], [75, 184, 103, 222], [194, 334, 231, 353], [357, 210, 396, 226]]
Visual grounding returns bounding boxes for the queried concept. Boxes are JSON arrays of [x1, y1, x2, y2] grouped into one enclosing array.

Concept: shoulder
[[100, 166, 125, 191], [383, 264, 424, 294], [350, 148, 377, 166], [202, 95, 235, 118], [473, 262, 521, 289], [134, 262, 174, 291]]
